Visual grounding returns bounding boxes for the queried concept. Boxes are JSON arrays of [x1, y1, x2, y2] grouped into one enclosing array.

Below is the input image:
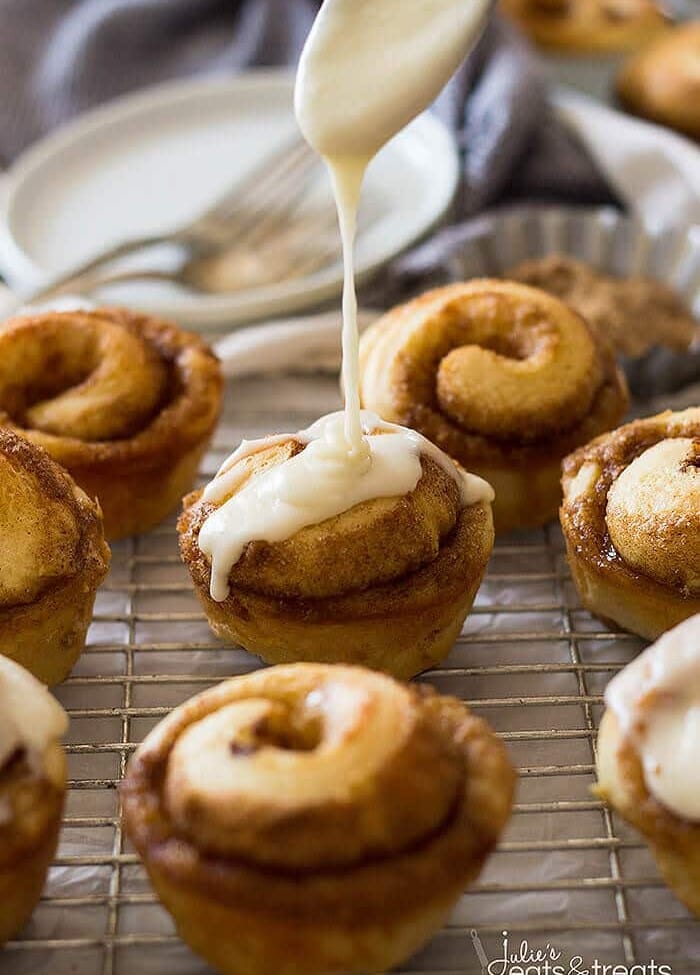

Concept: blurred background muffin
[[501, 0, 673, 102], [616, 21, 700, 141]]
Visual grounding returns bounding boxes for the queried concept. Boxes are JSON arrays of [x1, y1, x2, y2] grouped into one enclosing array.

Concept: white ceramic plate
[[0, 71, 459, 328]]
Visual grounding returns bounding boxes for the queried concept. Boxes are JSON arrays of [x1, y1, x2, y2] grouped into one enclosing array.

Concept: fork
[[57, 199, 378, 296], [19, 136, 321, 304]]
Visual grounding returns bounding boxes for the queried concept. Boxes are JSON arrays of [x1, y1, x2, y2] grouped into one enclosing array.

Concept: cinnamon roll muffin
[[359, 280, 628, 533], [0, 308, 223, 539], [597, 616, 700, 916], [178, 413, 495, 679], [501, 0, 670, 53], [507, 254, 698, 360], [560, 408, 700, 640], [617, 22, 700, 141], [506, 255, 700, 398], [0, 657, 68, 944], [0, 429, 110, 684], [121, 663, 515, 975]]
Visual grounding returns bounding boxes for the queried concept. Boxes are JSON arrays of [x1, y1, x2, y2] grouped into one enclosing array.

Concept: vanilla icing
[[294, 0, 492, 161], [0, 657, 68, 771], [605, 614, 700, 822], [198, 0, 494, 599], [200, 411, 493, 601]]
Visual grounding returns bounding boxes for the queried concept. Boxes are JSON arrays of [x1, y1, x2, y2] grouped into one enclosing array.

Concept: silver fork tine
[[212, 143, 315, 225], [184, 139, 319, 245], [291, 206, 380, 278], [20, 135, 386, 305], [286, 204, 340, 243], [18, 137, 319, 306], [48, 203, 381, 295], [189, 138, 309, 225], [228, 156, 320, 250], [226, 172, 377, 268], [253, 204, 378, 283]]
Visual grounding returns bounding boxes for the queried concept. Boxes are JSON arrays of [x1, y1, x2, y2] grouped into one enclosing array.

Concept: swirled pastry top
[[122, 662, 515, 900], [162, 665, 462, 867], [359, 280, 627, 464], [0, 428, 104, 608], [616, 22, 700, 142], [606, 615, 700, 821], [0, 307, 222, 466], [186, 411, 493, 602], [501, 0, 670, 53], [562, 408, 700, 595], [0, 656, 67, 772]]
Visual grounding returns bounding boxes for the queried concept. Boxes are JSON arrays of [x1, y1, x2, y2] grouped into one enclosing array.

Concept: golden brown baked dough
[[359, 280, 628, 533], [179, 430, 494, 679], [0, 660, 68, 945], [617, 22, 700, 141], [560, 408, 700, 640], [501, 0, 670, 53], [507, 254, 698, 359], [597, 708, 700, 916], [121, 663, 515, 975], [0, 308, 223, 540], [0, 748, 66, 945], [0, 429, 110, 684]]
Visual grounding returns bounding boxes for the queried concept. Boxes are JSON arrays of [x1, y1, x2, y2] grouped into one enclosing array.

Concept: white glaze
[[0, 657, 68, 771], [605, 615, 700, 822], [201, 411, 493, 601], [294, 0, 491, 161]]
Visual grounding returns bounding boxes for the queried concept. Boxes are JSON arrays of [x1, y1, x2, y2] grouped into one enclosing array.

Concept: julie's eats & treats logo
[[470, 930, 672, 975]]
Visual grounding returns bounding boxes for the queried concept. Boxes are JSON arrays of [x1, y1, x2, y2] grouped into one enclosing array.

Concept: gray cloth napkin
[[0, 0, 615, 215]]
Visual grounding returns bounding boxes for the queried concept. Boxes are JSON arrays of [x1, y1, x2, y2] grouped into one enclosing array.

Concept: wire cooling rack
[[4, 372, 700, 975]]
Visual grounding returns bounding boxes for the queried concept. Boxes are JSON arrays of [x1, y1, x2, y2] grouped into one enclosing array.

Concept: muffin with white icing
[[0, 657, 68, 944], [179, 412, 495, 679], [597, 615, 700, 916]]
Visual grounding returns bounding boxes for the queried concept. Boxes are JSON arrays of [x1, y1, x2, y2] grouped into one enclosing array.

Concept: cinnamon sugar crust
[[181, 453, 463, 601], [501, 0, 671, 53], [561, 410, 700, 588], [121, 667, 515, 933], [0, 428, 110, 683], [360, 282, 626, 465], [0, 748, 64, 871], [560, 409, 700, 638], [0, 308, 223, 539], [508, 254, 697, 359], [0, 429, 101, 607], [359, 280, 628, 532], [0, 742, 66, 944]]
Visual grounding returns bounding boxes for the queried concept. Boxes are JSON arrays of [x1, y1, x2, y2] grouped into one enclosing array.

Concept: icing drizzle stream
[[198, 0, 493, 601]]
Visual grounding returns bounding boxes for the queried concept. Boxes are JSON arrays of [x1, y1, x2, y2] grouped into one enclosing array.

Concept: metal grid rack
[[4, 372, 699, 975]]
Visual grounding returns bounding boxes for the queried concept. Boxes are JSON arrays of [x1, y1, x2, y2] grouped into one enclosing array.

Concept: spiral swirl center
[[606, 438, 700, 593], [162, 666, 463, 870], [0, 313, 168, 442]]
